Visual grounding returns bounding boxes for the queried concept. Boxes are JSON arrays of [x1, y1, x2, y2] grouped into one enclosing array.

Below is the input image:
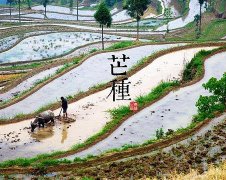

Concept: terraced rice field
[[0, 1, 225, 178], [65, 48, 226, 160], [0, 45, 218, 161], [0, 43, 184, 119], [0, 32, 134, 64]]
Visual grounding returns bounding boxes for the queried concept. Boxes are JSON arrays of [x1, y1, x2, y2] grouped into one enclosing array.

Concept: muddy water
[[65, 51, 226, 160], [157, 0, 206, 31], [0, 65, 63, 102], [0, 43, 184, 119], [0, 47, 216, 161], [0, 118, 78, 161]]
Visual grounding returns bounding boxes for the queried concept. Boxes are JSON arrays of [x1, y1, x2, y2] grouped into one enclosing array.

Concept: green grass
[[0, 62, 43, 71], [182, 47, 224, 82], [167, 18, 226, 41], [136, 81, 179, 107], [200, 19, 226, 41], [106, 41, 137, 51], [182, 50, 212, 82], [215, 0, 226, 13]]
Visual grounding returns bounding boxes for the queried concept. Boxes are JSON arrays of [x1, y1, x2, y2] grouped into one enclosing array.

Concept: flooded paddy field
[[32, 5, 96, 16], [0, 31, 55, 53], [121, 18, 166, 28], [0, 43, 184, 119], [65, 50, 226, 160], [0, 65, 63, 102], [0, 46, 216, 161], [0, 32, 133, 64], [0, 1, 225, 178]]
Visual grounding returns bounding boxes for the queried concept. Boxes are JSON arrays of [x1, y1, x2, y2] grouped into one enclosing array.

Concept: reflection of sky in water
[[125, 19, 166, 27], [0, 32, 133, 64]]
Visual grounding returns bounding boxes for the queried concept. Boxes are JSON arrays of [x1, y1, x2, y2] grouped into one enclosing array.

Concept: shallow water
[[0, 35, 19, 52], [112, 10, 131, 22], [124, 19, 166, 27], [32, 5, 96, 16], [0, 46, 217, 162], [46, 12, 95, 21], [65, 51, 226, 160], [0, 32, 133, 64], [21, 13, 45, 19], [0, 65, 63, 102], [0, 43, 184, 119]]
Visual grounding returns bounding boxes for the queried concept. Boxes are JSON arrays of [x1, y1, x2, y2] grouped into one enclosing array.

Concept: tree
[[7, 0, 14, 21], [76, 0, 79, 20], [43, 0, 49, 18], [105, 0, 116, 7], [203, 74, 226, 104], [207, 0, 215, 12], [125, 0, 149, 40], [164, 8, 173, 33], [196, 73, 226, 120], [27, 0, 31, 9], [198, 0, 207, 33], [18, 0, 21, 23], [194, 14, 200, 38], [69, 0, 73, 12], [94, 1, 112, 50]]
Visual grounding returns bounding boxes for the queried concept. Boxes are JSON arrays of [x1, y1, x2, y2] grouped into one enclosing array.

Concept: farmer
[[61, 96, 68, 119]]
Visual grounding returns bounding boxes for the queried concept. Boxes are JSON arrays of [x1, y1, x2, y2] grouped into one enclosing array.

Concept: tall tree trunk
[[10, 2, 12, 21], [77, 0, 79, 21], [136, 19, 139, 41], [102, 24, 104, 50], [200, 4, 202, 33], [19, 0, 21, 23]]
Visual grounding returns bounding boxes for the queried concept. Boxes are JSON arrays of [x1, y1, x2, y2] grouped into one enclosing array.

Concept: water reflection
[[31, 125, 54, 141], [61, 124, 68, 144]]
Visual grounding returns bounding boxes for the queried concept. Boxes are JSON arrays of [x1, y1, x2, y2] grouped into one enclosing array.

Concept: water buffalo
[[31, 110, 55, 132]]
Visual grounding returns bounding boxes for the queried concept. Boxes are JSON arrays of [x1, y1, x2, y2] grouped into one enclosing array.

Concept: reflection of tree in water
[[31, 125, 54, 141], [61, 123, 68, 144]]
